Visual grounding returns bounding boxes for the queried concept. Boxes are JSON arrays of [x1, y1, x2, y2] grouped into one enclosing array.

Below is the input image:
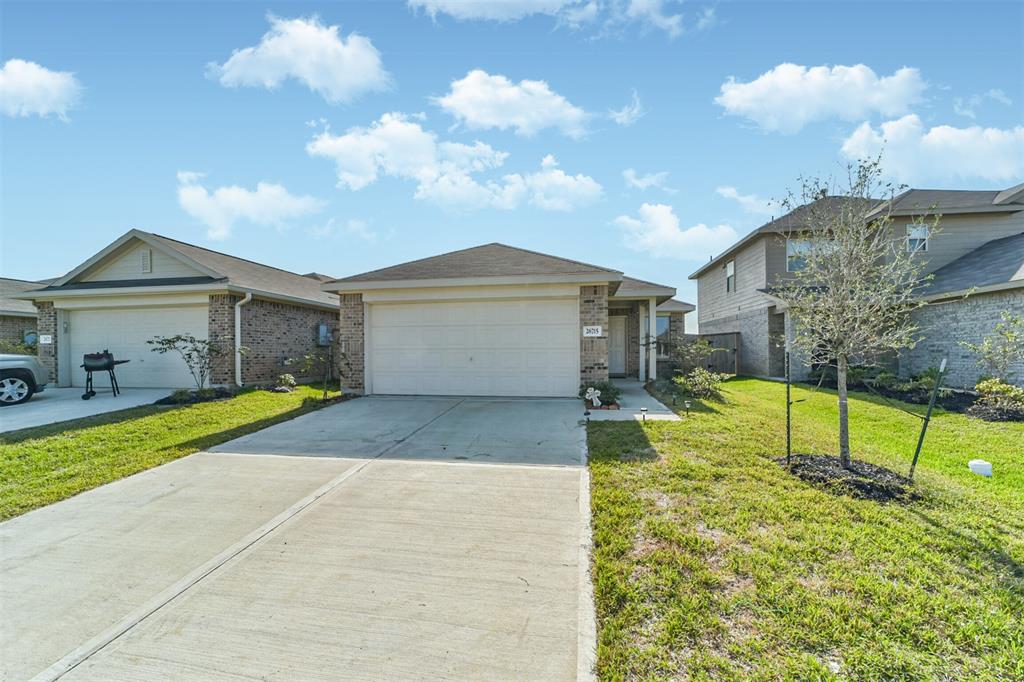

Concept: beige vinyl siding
[[697, 236, 770, 328], [894, 211, 1024, 274], [82, 240, 205, 282]]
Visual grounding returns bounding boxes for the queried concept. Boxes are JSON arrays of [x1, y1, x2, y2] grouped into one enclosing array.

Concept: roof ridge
[[147, 232, 319, 281]]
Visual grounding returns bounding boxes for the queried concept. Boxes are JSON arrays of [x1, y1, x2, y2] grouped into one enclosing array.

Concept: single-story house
[[0, 277, 48, 347], [19, 229, 339, 389], [322, 243, 693, 398]]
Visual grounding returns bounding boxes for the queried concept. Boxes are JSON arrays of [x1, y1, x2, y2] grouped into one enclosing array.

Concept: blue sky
[[2, 1, 1022, 324]]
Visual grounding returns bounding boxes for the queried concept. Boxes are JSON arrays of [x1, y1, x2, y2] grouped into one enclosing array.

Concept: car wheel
[[0, 374, 34, 406]]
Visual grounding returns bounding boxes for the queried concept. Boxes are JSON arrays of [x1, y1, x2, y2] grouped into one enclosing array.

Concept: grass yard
[[0, 385, 343, 520], [588, 377, 1023, 681]]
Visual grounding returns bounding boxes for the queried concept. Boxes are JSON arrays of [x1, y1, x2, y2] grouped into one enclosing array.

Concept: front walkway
[[0, 387, 173, 434], [585, 379, 680, 422]]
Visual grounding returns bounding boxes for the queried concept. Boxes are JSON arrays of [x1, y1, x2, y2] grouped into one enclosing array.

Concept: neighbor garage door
[[69, 306, 208, 388], [368, 299, 578, 397]]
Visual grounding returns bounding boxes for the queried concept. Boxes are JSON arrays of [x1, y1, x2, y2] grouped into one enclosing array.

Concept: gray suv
[[0, 354, 48, 405]]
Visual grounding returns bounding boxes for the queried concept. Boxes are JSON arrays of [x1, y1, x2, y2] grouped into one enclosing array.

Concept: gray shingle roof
[[614, 275, 676, 299], [147, 234, 338, 306], [866, 186, 1024, 219], [333, 243, 620, 283], [689, 196, 880, 279], [0, 277, 47, 316], [925, 232, 1024, 296]]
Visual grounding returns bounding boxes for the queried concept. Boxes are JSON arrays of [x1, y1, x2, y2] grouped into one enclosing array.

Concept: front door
[[609, 316, 626, 375]]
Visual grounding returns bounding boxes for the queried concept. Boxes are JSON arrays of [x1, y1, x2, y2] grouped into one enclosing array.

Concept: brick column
[[339, 294, 364, 393], [579, 285, 609, 384], [208, 294, 241, 385], [35, 302, 58, 383]]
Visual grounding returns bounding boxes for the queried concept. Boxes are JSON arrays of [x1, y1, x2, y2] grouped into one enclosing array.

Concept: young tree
[[958, 311, 1024, 384], [770, 159, 938, 468], [147, 334, 243, 390]]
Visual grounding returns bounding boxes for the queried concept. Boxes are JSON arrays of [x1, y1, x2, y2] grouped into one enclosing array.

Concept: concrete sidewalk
[[586, 379, 680, 421], [0, 387, 172, 433]]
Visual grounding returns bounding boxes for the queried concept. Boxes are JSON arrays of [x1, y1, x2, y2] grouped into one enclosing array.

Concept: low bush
[[0, 340, 36, 356], [276, 373, 297, 389], [673, 367, 727, 400], [579, 380, 622, 405], [968, 378, 1024, 421]]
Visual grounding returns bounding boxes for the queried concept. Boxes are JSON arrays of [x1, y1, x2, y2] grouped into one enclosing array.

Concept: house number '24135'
[[582, 326, 603, 338]]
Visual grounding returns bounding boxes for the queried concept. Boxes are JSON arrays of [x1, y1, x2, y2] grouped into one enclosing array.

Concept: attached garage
[[68, 306, 208, 388], [367, 298, 579, 397]]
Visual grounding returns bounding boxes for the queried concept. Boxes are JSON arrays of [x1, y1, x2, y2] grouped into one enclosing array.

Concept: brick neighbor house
[[0, 277, 49, 348], [19, 230, 340, 388], [689, 183, 1024, 388]]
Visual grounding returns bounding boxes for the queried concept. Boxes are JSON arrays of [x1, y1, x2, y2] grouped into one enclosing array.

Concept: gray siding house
[[689, 183, 1024, 388]]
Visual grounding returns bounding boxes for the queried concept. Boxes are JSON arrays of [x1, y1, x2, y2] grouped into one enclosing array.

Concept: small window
[[907, 224, 929, 252], [786, 239, 812, 272], [725, 260, 736, 293], [656, 315, 671, 358]]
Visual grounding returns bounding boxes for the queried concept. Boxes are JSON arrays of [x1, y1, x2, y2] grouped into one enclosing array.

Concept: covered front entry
[[366, 298, 579, 397], [68, 306, 207, 388]]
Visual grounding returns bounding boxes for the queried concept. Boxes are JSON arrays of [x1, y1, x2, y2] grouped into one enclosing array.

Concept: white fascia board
[[17, 283, 228, 301], [0, 309, 38, 317], [361, 283, 582, 304], [323, 272, 622, 293], [922, 280, 1024, 302]]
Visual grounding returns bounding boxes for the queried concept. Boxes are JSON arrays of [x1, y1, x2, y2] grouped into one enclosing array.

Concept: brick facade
[[209, 294, 339, 387], [900, 289, 1024, 389], [579, 285, 609, 384], [34, 302, 58, 383], [0, 315, 35, 346], [701, 308, 773, 377], [338, 294, 364, 393], [656, 311, 687, 377]]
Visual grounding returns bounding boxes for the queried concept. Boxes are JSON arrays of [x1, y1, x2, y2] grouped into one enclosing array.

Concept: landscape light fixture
[[684, 400, 691, 416], [640, 406, 648, 422]]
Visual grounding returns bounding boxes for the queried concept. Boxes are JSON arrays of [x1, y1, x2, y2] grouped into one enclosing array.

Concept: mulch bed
[[584, 401, 620, 410], [776, 454, 921, 503], [802, 380, 976, 413], [155, 387, 234, 406], [965, 403, 1024, 422]]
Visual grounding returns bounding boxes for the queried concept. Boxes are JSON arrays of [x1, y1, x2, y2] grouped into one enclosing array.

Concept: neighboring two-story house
[[689, 184, 1024, 388]]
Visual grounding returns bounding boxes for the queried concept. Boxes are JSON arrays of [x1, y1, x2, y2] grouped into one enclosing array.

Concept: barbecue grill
[[80, 350, 130, 400]]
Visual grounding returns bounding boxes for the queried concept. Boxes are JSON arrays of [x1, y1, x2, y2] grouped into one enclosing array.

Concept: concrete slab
[[0, 387, 172, 434], [586, 379, 680, 422], [61, 460, 589, 681], [212, 396, 588, 466], [0, 453, 359, 681]]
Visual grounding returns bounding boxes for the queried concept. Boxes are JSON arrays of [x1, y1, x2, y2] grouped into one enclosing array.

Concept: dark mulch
[[776, 454, 921, 503], [155, 387, 234, 406], [801, 380, 976, 413], [965, 403, 1024, 422]]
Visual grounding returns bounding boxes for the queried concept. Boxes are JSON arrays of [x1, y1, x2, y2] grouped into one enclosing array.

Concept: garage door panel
[[369, 298, 578, 397], [69, 306, 208, 388]]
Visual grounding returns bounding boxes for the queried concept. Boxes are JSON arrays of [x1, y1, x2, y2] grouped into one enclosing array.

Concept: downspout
[[234, 292, 253, 387]]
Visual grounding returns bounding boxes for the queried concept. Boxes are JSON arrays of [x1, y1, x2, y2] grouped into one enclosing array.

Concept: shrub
[[0, 340, 35, 356], [969, 378, 1024, 422], [276, 373, 297, 389], [959, 311, 1024, 383], [578, 380, 622, 405], [673, 367, 727, 400]]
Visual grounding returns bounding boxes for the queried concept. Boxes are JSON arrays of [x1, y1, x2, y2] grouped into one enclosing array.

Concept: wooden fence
[[699, 332, 740, 375]]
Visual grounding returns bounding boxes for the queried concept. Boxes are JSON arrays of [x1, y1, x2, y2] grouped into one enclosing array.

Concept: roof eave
[[323, 271, 624, 293]]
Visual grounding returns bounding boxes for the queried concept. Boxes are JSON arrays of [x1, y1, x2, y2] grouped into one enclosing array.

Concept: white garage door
[[69, 306, 209, 388], [368, 298, 579, 397]]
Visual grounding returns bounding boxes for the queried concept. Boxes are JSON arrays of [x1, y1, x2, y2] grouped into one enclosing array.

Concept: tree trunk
[[837, 355, 851, 468]]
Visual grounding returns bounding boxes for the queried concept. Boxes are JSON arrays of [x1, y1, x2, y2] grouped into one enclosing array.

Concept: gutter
[[234, 291, 252, 387]]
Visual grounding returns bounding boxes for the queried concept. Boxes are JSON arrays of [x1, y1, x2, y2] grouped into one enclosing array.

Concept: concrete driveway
[[0, 387, 172, 434], [1, 396, 594, 681]]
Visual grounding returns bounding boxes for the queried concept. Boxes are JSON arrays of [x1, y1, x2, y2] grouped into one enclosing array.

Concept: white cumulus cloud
[[409, 0, 576, 21], [609, 89, 646, 126], [623, 168, 674, 192], [615, 203, 738, 260], [624, 0, 683, 38], [435, 69, 587, 138], [953, 88, 1012, 119], [841, 114, 1024, 184], [0, 59, 82, 120], [716, 63, 926, 134], [306, 113, 601, 211], [206, 15, 389, 104], [715, 186, 775, 215], [177, 171, 325, 240]]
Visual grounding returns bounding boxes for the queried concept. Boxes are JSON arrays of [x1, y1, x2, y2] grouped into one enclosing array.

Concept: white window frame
[[907, 223, 929, 253], [655, 313, 672, 359], [786, 238, 812, 272], [725, 260, 736, 293]]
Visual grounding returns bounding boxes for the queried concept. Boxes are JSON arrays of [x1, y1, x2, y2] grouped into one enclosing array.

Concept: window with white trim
[[656, 315, 671, 358], [786, 239, 812, 272], [907, 224, 929, 252], [725, 260, 736, 293]]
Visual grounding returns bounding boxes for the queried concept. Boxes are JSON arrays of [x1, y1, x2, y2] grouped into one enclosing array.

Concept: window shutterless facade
[[725, 260, 736, 292], [786, 239, 812, 272], [907, 224, 929, 252]]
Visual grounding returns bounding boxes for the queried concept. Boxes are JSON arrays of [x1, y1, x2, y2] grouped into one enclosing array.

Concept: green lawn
[[0, 385, 342, 520], [588, 377, 1023, 681]]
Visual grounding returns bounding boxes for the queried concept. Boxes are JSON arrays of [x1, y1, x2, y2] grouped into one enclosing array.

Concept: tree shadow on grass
[[587, 419, 659, 463], [0, 404, 169, 444]]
